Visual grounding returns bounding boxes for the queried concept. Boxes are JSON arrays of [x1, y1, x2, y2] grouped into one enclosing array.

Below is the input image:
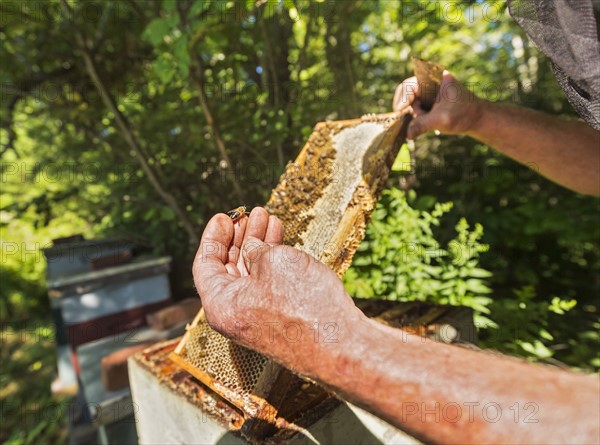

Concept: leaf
[[469, 268, 493, 278], [144, 209, 157, 221], [474, 314, 498, 329], [415, 195, 437, 210], [465, 279, 491, 294], [143, 17, 177, 46], [518, 340, 553, 359], [539, 328, 554, 341], [153, 54, 176, 84], [173, 36, 191, 76], [548, 296, 577, 315], [161, 207, 176, 221], [391, 143, 411, 172], [466, 297, 493, 314]]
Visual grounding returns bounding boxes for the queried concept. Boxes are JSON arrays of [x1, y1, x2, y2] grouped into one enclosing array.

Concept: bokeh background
[[1, 1, 598, 443]]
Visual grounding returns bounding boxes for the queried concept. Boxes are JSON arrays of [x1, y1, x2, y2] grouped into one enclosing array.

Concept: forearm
[[195, 209, 599, 443], [468, 100, 600, 196], [311, 315, 600, 444]]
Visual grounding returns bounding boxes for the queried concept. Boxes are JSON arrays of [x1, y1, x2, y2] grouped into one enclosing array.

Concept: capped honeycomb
[[182, 319, 268, 399], [266, 113, 408, 276]]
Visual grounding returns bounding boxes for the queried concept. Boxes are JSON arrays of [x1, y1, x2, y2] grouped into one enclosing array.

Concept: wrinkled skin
[[393, 71, 483, 139], [393, 70, 600, 196], [193, 208, 600, 444], [192, 67, 600, 440], [192, 207, 364, 376]]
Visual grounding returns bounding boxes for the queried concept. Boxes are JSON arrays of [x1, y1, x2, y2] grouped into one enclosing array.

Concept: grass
[[1, 319, 70, 444]]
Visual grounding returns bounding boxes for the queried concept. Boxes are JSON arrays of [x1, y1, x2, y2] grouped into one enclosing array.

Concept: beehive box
[[48, 256, 172, 348], [136, 299, 475, 444]]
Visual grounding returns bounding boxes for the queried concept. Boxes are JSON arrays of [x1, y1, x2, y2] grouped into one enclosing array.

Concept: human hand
[[393, 71, 483, 139], [192, 207, 364, 375]]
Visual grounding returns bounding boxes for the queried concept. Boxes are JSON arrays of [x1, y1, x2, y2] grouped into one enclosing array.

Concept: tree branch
[[62, 0, 199, 245], [177, 3, 245, 204], [258, 11, 285, 168], [1, 66, 75, 159], [188, 56, 245, 204], [297, 10, 313, 78]]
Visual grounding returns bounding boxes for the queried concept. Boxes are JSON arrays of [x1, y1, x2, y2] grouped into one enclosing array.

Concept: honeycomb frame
[[169, 111, 411, 438]]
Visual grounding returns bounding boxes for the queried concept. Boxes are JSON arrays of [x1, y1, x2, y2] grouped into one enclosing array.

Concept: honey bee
[[226, 205, 247, 221]]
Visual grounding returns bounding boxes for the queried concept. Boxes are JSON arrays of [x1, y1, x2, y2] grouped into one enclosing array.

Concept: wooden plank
[[146, 298, 201, 331], [101, 342, 155, 391]]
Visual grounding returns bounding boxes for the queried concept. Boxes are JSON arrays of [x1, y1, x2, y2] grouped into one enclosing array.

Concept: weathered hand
[[393, 71, 483, 139], [192, 207, 363, 375]]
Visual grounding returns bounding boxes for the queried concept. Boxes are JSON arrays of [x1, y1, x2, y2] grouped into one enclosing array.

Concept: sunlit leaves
[[548, 296, 577, 315], [344, 188, 493, 315]]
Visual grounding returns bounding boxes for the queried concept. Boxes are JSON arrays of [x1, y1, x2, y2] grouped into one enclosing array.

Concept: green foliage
[[0, 143, 94, 320], [2, 2, 599, 442], [344, 189, 494, 326], [345, 187, 598, 370], [425, 138, 599, 370], [1, 0, 596, 365], [482, 286, 584, 364], [1, 9, 599, 444], [0, 321, 69, 444]]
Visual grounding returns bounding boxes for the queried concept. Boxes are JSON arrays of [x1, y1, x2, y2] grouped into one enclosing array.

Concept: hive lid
[[47, 256, 171, 294]]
